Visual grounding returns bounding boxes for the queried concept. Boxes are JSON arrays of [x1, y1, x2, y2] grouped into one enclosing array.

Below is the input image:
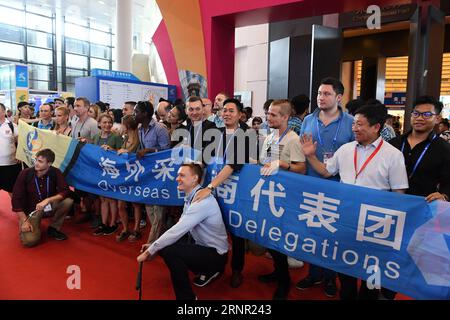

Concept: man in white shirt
[[137, 163, 229, 300], [0, 103, 20, 196], [258, 99, 306, 300], [301, 104, 408, 300]]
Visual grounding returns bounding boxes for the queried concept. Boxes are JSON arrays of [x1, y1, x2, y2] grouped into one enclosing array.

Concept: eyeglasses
[[411, 111, 437, 119]]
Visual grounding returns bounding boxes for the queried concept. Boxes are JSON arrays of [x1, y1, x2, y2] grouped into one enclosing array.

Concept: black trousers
[[231, 234, 245, 272], [338, 273, 379, 300], [159, 242, 228, 300], [267, 249, 290, 285]]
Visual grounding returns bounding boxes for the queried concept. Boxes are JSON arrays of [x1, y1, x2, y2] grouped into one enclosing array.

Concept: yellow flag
[[16, 120, 78, 171]]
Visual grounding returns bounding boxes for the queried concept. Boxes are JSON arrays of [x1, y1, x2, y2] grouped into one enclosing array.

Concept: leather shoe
[[230, 271, 243, 288]]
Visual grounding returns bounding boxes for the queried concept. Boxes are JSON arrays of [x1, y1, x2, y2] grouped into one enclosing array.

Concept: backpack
[[7, 121, 14, 134], [6, 121, 17, 147]]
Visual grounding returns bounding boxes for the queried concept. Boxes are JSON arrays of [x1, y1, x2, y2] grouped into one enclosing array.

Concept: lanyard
[[34, 176, 49, 201], [189, 123, 203, 147], [354, 139, 384, 180], [316, 118, 342, 152], [401, 134, 436, 179], [268, 127, 289, 146], [216, 130, 237, 163], [75, 119, 87, 138]]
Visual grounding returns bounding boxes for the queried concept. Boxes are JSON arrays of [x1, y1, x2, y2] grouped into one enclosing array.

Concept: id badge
[[323, 152, 334, 165], [44, 203, 52, 213]]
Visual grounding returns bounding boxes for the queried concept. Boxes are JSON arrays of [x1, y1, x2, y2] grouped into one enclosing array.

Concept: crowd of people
[[1, 76, 450, 300]]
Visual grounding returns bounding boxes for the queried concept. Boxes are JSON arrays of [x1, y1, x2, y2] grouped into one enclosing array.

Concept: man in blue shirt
[[34, 103, 55, 130], [297, 77, 354, 297], [137, 163, 229, 300]]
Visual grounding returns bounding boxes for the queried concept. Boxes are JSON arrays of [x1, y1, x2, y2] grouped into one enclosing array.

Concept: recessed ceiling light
[[98, 1, 105, 4]]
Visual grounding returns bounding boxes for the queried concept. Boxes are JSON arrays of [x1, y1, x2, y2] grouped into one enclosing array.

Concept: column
[[404, 4, 445, 131], [116, 0, 133, 72]]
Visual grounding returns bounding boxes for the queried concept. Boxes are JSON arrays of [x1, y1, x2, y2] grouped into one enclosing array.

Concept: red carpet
[[0, 191, 410, 300]]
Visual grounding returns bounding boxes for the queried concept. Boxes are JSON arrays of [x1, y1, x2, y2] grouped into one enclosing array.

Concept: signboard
[[99, 79, 169, 109], [15, 65, 29, 88]]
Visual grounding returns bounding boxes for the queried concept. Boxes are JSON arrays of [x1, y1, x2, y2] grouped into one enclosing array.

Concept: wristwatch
[[206, 183, 215, 192]]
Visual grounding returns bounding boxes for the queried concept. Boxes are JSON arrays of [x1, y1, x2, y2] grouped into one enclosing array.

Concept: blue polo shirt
[[138, 119, 170, 151], [300, 107, 355, 180]]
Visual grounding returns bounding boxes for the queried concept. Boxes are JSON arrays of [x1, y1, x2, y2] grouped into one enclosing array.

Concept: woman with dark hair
[[167, 105, 187, 146]]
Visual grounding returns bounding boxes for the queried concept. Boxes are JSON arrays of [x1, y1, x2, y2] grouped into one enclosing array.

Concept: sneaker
[[287, 257, 304, 269], [47, 226, 68, 241], [258, 272, 278, 283], [193, 272, 220, 287], [324, 279, 337, 298], [139, 219, 147, 229], [296, 276, 323, 290], [116, 231, 130, 242], [103, 224, 118, 235], [93, 224, 106, 236], [128, 231, 142, 242], [90, 215, 102, 229]]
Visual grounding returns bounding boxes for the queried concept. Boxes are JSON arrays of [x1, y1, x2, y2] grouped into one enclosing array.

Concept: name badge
[[323, 152, 334, 165]]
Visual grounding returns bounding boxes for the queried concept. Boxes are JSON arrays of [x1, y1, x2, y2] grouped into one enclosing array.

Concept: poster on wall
[[99, 80, 169, 109], [178, 70, 207, 100], [234, 91, 252, 108]]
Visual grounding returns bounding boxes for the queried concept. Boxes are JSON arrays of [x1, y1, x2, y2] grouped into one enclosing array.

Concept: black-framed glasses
[[411, 111, 437, 119]]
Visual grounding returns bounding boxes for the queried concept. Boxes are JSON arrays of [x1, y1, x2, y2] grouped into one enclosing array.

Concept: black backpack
[[7, 121, 14, 134], [7, 121, 17, 147]]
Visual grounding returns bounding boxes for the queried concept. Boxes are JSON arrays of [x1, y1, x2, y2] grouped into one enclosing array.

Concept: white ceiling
[[9, 0, 156, 28]]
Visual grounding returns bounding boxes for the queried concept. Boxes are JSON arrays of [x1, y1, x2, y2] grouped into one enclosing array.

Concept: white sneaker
[[288, 257, 304, 268]]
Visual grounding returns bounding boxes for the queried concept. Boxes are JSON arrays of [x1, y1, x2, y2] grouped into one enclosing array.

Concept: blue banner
[[64, 143, 450, 300], [15, 65, 28, 88], [65, 144, 203, 206], [210, 165, 450, 300]]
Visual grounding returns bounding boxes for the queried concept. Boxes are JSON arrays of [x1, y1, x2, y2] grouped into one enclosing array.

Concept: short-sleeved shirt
[[138, 119, 170, 151], [0, 119, 18, 165], [300, 108, 355, 180], [390, 131, 450, 198], [260, 130, 305, 165], [325, 136, 409, 191], [93, 133, 123, 150], [71, 117, 100, 141]]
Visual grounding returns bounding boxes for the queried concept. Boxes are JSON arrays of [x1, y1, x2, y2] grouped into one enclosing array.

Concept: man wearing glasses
[[387, 95, 450, 299], [390, 95, 450, 203]]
